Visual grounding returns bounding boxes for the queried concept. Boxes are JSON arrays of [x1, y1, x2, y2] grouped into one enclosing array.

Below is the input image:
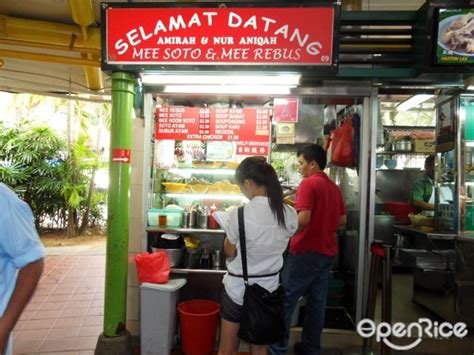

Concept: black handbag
[[236, 206, 286, 345]]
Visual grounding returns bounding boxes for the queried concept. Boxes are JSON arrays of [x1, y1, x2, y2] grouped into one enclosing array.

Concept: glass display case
[[433, 96, 458, 233], [435, 94, 474, 236], [147, 139, 251, 274], [435, 149, 457, 232], [459, 95, 474, 236]]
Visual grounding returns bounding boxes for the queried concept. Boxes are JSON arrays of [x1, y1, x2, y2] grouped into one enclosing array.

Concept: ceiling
[[0, 0, 111, 101], [0, 0, 433, 103]]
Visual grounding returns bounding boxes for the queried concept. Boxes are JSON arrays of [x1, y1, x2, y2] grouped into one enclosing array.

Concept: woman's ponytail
[[235, 156, 286, 228], [261, 162, 286, 227]]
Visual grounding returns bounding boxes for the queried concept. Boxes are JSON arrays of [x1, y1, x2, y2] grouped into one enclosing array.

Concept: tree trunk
[[78, 168, 97, 236], [66, 207, 77, 238]]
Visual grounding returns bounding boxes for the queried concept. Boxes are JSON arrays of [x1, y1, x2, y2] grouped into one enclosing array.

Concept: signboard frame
[[419, 0, 474, 72], [100, 1, 340, 73], [155, 106, 272, 155], [436, 96, 458, 152]]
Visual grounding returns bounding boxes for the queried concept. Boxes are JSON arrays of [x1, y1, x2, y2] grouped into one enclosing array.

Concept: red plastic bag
[[130, 251, 170, 284], [331, 118, 355, 167]]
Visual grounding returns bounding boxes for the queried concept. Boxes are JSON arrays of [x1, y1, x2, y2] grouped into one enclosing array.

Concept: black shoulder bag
[[237, 206, 286, 345]]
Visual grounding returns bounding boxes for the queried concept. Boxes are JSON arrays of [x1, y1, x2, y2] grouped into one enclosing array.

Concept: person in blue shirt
[[0, 183, 45, 355]]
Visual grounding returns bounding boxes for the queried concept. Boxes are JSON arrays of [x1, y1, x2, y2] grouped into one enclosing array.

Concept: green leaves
[[0, 161, 24, 185], [0, 95, 110, 235]]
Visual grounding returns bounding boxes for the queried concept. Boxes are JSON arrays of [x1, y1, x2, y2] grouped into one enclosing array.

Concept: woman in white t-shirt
[[215, 156, 298, 355]]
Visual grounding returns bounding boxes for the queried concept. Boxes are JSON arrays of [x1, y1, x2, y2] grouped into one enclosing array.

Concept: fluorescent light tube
[[141, 73, 301, 86], [163, 85, 293, 95], [465, 77, 474, 90], [396, 95, 434, 112]]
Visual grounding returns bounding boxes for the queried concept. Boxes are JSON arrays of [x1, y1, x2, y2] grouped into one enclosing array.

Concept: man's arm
[[412, 200, 434, 211], [295, 210, 311, 234], [410, 180, 434, 211], [0, 259, 44, 353], [340, 215, 347, 226]]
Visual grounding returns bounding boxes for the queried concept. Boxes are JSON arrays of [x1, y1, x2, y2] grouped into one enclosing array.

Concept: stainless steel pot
[[393, 140, 412, 152]]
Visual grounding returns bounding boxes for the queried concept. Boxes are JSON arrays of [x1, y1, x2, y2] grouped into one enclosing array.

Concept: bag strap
[[227, 271, 279, 278], [238, 206, 249, 284]]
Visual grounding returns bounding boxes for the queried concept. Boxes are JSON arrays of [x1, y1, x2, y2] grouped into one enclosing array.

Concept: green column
[[104, 72, 135, 337]]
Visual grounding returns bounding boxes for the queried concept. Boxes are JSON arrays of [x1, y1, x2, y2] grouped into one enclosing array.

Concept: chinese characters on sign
[[105, 7, 335, 66], [236, 141, 269, 156], [156, 107, 270, 155]]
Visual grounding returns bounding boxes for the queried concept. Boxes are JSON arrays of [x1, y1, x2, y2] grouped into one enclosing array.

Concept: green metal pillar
[[104, 72, 135, 337]]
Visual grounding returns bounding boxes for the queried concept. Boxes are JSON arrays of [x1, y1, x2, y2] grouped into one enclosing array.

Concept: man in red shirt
[[270, 144, 346, 355]]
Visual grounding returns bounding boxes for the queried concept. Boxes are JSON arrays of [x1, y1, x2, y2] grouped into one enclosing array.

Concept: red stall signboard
[[105, 7, 335, 66], [112, 148, 131, 163], [156, 107, 270, 154], [273, 97, 299, 123]]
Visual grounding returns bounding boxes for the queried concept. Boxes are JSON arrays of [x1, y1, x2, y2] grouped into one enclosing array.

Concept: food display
[[436, 9, 474, 64], [162, 179, 241, 195], [161, 182, 187, 193], [439, 13, 474, 54], [408, 213, 435, 231]]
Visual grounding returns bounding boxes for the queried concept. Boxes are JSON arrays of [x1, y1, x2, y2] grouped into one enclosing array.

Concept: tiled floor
[[12, 255, 105, 354]]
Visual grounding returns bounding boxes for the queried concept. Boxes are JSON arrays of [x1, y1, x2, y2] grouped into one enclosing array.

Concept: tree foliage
[[0, 120, 105, 235], [0, 121, 66, 226]]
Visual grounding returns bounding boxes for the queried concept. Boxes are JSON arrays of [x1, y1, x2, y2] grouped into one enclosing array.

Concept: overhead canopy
[[1, 0, 470, 102]]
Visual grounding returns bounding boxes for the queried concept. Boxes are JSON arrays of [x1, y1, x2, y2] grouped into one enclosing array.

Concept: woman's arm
[[224, 237, 237, 257]]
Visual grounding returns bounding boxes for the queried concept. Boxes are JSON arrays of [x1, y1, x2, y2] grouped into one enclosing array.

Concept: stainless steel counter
[[393, 225, 457, 240], [457, 234, 474, 243]]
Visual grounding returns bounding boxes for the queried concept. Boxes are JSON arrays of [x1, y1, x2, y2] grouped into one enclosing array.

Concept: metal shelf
[[393, 225, 457, 240], [147, 227, 226, 234], [377, 151, 431, 155], [383, 125, 435, 131], [457, 235, 474, 243], [168, 168, 236, 176], [161, 193, 246, 201]]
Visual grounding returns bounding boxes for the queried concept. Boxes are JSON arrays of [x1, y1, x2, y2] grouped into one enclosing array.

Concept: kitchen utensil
[[183, 212, 190, 228], [189, 209, 197, 227], [384, 159, 398, 169], [392, 140, 412, 152], [213, 250, 221, 270], [198, 213, 209, 229], [376, 156, 384, 168], [157, 234, 184, 249], [151, 247, 184, 267]]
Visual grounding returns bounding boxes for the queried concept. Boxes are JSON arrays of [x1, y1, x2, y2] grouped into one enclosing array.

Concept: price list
[[256, 109, 270, 136], [155, 107, 270, 151], [198, 108, 211, 135]]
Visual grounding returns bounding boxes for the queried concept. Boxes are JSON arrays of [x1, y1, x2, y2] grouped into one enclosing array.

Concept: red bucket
[[178, 299, 220, 355], [383, 201, 416, 224]]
